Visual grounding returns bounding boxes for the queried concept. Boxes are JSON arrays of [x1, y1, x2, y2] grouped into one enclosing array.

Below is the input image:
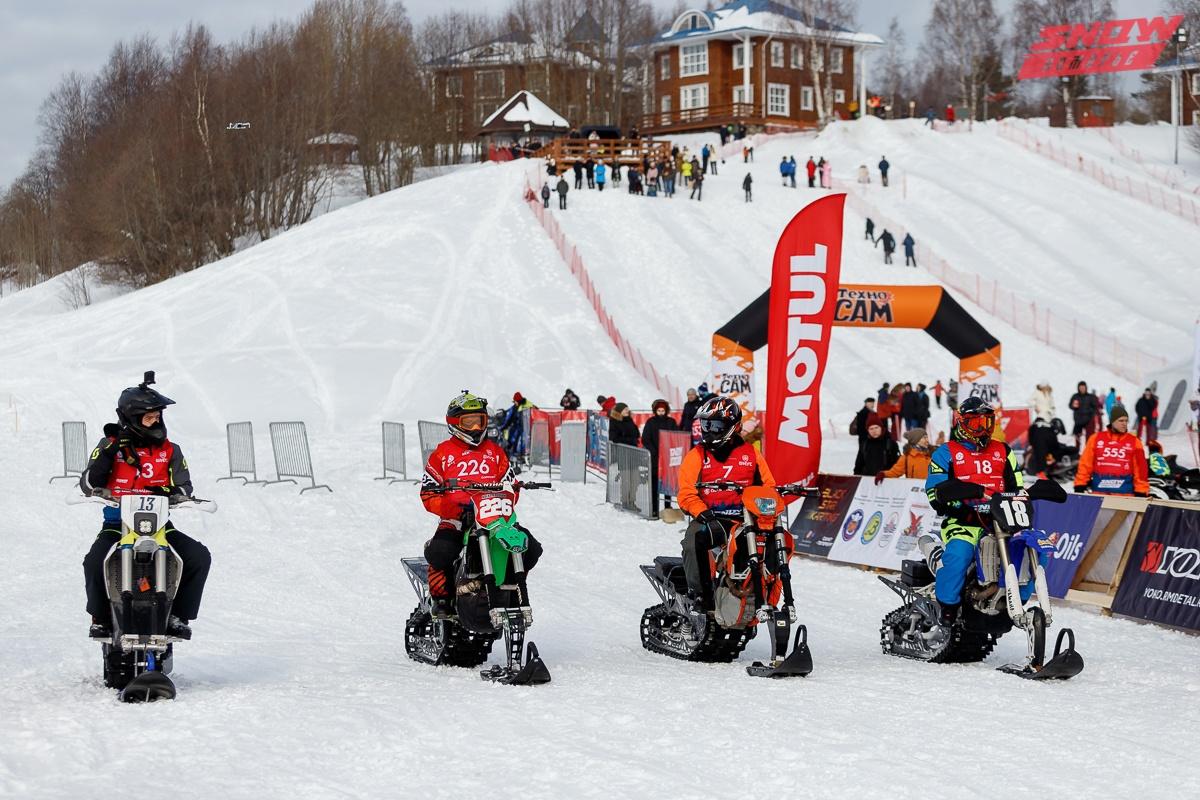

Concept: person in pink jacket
[[820, 161, 833, 189]]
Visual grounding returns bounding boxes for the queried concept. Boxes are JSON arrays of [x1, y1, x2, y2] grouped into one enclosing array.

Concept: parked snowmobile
[[878, 479, 1084, 680], [403, 480, 551, 685], [71, 492, 216, 702], [640, 482, 820, 678], [1149, 470, 1200, 503]]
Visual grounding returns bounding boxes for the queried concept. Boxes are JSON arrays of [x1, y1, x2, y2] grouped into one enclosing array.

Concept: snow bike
[[402, 480, 551, 685], [878, 479, 1084, 680], [1149, 470, 1200, 503], [71, 492, 216, 702], [639, 482, 820, 678]]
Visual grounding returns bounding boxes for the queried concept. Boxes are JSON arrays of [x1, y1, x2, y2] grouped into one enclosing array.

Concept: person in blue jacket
[[878, 156, 890, 187], [902, 233, 916, 267], [595, 162, 607, 192], [925, 397, 1027, 626], [779, 156, 789, 186]]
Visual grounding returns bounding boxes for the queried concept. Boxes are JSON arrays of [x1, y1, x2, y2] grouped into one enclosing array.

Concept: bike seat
[[653, 556, 685, 575], [652, 556, 689, 594]]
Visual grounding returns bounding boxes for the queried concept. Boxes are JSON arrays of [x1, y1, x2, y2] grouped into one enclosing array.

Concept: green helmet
[[446, 391, 489, 447]]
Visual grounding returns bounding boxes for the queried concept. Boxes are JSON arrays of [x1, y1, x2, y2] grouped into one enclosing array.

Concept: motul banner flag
[[764, 194, 845, 485], [1111, 504, 1200, 630]]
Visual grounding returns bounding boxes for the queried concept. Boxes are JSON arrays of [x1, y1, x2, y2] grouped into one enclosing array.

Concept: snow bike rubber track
[[404, 606, 497, 669], [879, 605, 998, 664], [639, 603, 755, 663]]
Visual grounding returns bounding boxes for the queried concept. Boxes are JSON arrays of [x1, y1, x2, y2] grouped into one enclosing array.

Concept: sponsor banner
[[1034, 494, 1103, 598], [959, 346, 1002, 410], [790, 474, 861, 557], [656, 431, 693, 497], [1002, 407, 1032, 451], [530, 409, 587, 464], [764, 194, 845, 485], [826, 479, 942, 570], [1017, 16, 1183, 80], [712, 333, 756, 424], [1112, 504, 1200, 630], [585, 411, 609, 473]]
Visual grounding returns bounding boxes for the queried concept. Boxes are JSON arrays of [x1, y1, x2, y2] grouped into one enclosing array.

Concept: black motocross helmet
[[116, 371, 175, 442]]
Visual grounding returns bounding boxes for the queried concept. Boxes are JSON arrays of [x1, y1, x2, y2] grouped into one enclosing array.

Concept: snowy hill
[[3, 117, 1200, 797]]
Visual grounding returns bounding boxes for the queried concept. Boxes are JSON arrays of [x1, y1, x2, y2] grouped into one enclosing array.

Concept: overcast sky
[[0, 0, 1166, 189]]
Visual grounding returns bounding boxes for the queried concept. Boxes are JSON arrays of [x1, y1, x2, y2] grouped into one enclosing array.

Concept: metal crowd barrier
[[217, 421, 266, 485], [417, 420, 450, 467], [377, 421, 411, 483], [529, 419, 552, 474], [606, 442, 653, 519], [49, 421, 88, 483], [267, 421, 332, 493], [559, 422, 586, 483]]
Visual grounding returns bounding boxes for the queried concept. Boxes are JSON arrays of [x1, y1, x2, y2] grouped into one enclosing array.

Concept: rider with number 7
[[924, 397, 1027, 627], [420, 392, 543, 619]]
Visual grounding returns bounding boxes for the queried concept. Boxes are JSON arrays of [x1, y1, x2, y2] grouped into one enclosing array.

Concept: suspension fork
[[745, 525, 767, 611], [475, 530, 503, 610], [995, 529, 1027, 624]]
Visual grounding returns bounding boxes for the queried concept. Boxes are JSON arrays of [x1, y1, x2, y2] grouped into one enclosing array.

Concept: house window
[[733, 84, 753, 105], [768, 83, 790, 116], [661, 94, 672, 124], [680, 83, 709, 111], [800, 86, 814, 111], [1192, 72, 1200, 94], [1194, 110, 1200, 126], [475, 101, 493, 125], [790, 43, 803, 69], [476, 69, 504, 98], [446, 109, 461, 134], [831, 47, 844, 74], [660, 54, 671, 81], [526, 69, 548, 95], [771, 41, 784, 68], [445, 74, 463, 98], [680, 42, 708, 77], [834, 89, 845, 104], [733, 42, 753, 70]]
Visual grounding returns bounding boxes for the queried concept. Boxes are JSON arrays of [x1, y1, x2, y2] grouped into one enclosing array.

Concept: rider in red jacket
[[420, 391, 541, 617]]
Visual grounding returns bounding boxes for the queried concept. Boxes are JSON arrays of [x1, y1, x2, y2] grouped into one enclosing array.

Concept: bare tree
[[878, 17, 908, 115], [1012, 0, 1116, 122], [792, 0, 859, 125], [925, 0, 1003, 122]]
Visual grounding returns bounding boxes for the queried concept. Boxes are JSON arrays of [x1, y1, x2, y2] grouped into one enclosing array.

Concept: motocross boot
[[89, 616, 112, 640], [167, 615, 192, 640], [938, 602, 960, 627], [430, 597, 453, 619]]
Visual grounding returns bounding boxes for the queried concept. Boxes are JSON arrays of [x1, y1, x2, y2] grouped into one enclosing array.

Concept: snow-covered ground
[[3, 116, 1200, 797]]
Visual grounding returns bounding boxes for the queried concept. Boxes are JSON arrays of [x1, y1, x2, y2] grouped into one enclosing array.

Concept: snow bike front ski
[[72, 492, 216, 702], [879, 479, 1083, 680], [640, 483, 819, 678], [403, 480, 551, 686]]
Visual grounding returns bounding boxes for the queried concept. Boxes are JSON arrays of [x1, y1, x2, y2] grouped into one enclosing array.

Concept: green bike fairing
[[464, 512, 528, 586]]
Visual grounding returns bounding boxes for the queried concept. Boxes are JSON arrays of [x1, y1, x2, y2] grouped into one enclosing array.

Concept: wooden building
[[1150, 47, 1200, 126], [641, 0, 883, 135], [305, 133, 359, 165], [428, 12, 618, 139], [1050, 96, 1116, 128]]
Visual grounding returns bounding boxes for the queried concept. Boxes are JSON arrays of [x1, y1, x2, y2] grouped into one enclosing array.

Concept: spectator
[[690, 168, 704, 201], [559, 388, 580, 410], [788, 156, 797, 187], [585, 157, 596, 188], [743, 172, 753, 202], [610, 161, 621, 187], [597, 395, 616, 415], [902, 233, 916, 267], [681, 157, 693, 186], [877, 229, 896, 264], [875, 428, 932, 482], [1030, 380, 1056, 421], [947, 378, 959, 412], [646, 164, 658, 197], [595, 162, 607, 192], [697, 382, 716, 402], [806, 156, 817, 188], [865, 217, 876, 242], [932, 379, 945, 409], [854, 414, 900, 476], [915, 383, 931, 429], [945, 104, 956, 124], [924, 106, 935, 126], [641, 398, 679, 516], [857, 164, 870, 184], [608, 402, 640, 446], [555, 176, 569, 209], [701, 144, 711, 175], [779, 156, 790, 186], [663, 163, 675, 197], [852, 397, 877, 440], [540, 182, 551, 208], [680, 388, 703, 439], [901, 382, 920, 431], [818, 158, 830, 188], [877, 382, 891, 405], [572, 159, 584, 190], [1104, 387, 1117, 420], [711, 145, 721, 175], [1135, 387, 1159, 442], [1069, 381, 1100, 449], [878, 155, 890, 187]]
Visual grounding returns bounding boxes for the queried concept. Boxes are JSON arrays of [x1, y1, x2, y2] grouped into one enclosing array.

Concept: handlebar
[[66, 493, 218, 513], [694, 481, 819, 498], [423, 480, 552, 493]]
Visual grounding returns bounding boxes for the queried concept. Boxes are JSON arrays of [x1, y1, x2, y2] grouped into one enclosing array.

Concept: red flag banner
[[764, 194, 845, 486]]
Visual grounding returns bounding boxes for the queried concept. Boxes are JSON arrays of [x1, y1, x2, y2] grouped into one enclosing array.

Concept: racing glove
[[1073, 485, 1088, 493], [874, 471, 886, 485]]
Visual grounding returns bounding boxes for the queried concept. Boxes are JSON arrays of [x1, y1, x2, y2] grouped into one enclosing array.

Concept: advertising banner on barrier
[[586, 412, 609, 473], [790, 474, 861, 557], [1111, 504, 1200, 629], [826, 479, 941, 570], [530, 409, 587, 465], [657, 431, 692, 497], [1003, 408, 1032, 451], [764, 194, 844, 486], [1034, 494, 1103, 598]]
